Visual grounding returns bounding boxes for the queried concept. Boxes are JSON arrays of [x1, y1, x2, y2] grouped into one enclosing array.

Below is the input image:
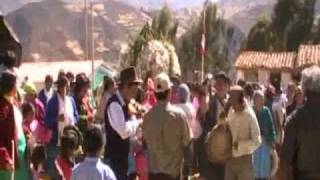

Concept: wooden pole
[[90, 2, 95, 90], [84, 0, 88, 61], [11, 140, 15, 180]]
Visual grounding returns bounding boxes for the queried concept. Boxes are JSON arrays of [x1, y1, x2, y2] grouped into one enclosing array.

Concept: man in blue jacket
[[38, 75, 54, 108], [44, 75, 79, 178]]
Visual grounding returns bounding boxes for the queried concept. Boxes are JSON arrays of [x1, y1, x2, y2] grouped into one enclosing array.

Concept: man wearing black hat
[[104, 66, 143, 180], [197, 71, 231, 180]]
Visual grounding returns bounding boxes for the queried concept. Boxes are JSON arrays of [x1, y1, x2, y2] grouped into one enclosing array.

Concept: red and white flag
[[200, 33, 206, 56]]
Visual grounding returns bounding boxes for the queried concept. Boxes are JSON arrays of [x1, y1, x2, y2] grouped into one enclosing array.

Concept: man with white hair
[[280, 65, 320, 179]]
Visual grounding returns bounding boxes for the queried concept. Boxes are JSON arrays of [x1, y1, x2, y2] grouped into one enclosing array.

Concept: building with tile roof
[[235, 51, 297, 87]]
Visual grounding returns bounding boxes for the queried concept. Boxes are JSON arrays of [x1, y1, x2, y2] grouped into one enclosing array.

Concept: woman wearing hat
[[23, 82, 51, 144], [73, 73, 94, 135], [252, 90, 276, 180], [44, 75, 79, 178], [0, 71, 31, 179]]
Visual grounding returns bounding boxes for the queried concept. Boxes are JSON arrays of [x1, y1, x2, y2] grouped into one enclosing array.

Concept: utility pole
[[84, 0, 89, 61], [90, 2, 95, 89]]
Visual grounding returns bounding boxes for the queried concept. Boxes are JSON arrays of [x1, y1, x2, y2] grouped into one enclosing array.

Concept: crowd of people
[[1, 50, 320, 180]]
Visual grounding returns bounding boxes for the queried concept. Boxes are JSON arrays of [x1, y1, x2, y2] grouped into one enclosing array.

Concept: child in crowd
[[22, 102, 51, 145], [30, 144, 49, 180], [21, 103, 36, 141], [72, 125, 116, 180], [54, 127, 80, 180]]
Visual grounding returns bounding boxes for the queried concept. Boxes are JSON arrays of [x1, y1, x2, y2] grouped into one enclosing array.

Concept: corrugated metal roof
[[297, 45, 320, 68], [234, 51, 296, 71]]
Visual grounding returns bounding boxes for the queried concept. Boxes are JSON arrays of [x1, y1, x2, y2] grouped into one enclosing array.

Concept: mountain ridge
[[5, 0, 151, 61]]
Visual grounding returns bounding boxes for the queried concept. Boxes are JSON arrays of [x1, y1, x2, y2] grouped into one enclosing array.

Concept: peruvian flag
[[200, 33, 206, 56]]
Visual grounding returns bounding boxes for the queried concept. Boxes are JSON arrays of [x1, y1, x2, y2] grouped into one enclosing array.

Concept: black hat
[[75, 73, 89, 86], [214, 71, 231, 83], [55, 75, 69, 88], [0, 70, 17, 95], [118, 66, 142, 85]]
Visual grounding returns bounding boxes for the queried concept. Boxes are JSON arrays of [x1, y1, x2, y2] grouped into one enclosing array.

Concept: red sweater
[[0, 96, 19, 170], [55, 155, 73, 180]]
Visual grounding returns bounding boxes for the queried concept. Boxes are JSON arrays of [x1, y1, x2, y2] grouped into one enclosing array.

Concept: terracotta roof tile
[[297, 45, 320, 68], [234, 51, 296, 70]]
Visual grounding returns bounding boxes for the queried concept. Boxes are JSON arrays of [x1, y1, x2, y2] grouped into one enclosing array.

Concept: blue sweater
[[255, 106, 276, 145], [38, 89, 48, 108], [44, 93, 79, 145]]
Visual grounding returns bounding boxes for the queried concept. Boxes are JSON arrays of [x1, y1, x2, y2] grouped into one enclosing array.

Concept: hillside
[[227, 3, 275, 34], [0, 0, 39, 14], [2, 0, 298, 64], [5, 0, 151, 61]]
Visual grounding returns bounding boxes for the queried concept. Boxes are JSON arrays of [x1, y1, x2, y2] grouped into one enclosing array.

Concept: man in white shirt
[[225, 86, 261, 180], [104, 67, 142, 180]]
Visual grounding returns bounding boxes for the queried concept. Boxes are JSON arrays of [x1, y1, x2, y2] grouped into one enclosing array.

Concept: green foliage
[[129, 23, 153, 66], [310, 19, 320, 44], [177, 3, 232, 75], [246, 18, 274, 51], [272, 0, 301, 36], [286, 0, 315, 51], [127, 5, 178, 66], [246, 0, 316, 52]]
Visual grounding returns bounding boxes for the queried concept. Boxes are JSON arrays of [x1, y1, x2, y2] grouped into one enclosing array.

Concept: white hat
[[154, 73, 173, 93]]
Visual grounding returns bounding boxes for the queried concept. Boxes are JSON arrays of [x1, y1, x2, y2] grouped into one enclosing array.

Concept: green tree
[[246, 0, 315, 52], [151, 5, 179, 43], [286, 0, 315, 51], [246, 17, 274, 51], [128, 23, 153, 66], [126, 6, 179, 67], [310, 18, 320, 44], [177, 3, 231, 75], [272, 0, 301, 50]]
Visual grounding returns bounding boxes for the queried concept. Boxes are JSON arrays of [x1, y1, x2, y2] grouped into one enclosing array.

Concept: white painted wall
[[236, 69, 244, 81], [258, 70, 270, 86], [237, 69, 293, 89], [281, 72, 292, 89]]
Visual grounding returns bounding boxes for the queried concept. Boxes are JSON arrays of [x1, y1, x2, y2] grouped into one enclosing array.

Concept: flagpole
[[201, 4, 206, 82]]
